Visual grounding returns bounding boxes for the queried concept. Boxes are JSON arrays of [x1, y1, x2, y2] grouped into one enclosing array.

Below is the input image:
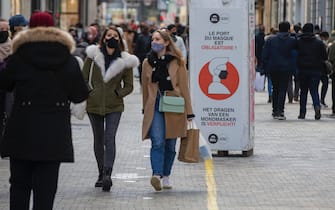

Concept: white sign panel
[[189, 0, 254, 151]]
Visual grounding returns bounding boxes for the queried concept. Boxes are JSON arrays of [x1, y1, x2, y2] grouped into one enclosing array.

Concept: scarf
[[148, 52, 175, 91], [100, 46, 121, 71]]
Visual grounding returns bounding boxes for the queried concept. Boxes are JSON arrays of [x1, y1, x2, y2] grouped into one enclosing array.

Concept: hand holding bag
[[178, 121, 200, 163], [159, 91, 185, 113]]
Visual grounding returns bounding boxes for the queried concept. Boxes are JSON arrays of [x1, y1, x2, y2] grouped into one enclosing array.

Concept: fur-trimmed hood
[[11, 27, 76, 70], [86, 44, 139, 83]]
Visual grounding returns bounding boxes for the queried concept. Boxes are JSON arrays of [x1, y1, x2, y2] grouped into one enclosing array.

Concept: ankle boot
[[314, 106, 321, 120], [102, 167, 113, 192], [298, 113, 305, 119], [95, 169, 103, 187]]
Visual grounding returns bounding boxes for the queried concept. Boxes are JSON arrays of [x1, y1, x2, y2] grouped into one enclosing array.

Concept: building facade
[[0, 0, 96, 29], [0, 0, 188, 29], [256, 0, 335, 33]]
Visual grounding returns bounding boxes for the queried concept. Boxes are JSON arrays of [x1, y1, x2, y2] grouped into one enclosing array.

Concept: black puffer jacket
[[297, 33, 327, 72], [0, 27, 89, 162]]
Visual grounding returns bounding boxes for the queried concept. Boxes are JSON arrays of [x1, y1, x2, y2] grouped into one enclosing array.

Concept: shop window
[[60, 0, 79, 29]]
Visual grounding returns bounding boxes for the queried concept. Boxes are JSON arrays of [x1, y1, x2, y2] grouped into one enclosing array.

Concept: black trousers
[[270, 71, 291, 115], [9, 159, 60, 210]]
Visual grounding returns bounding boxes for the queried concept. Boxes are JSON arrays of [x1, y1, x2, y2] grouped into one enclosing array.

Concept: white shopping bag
[[191, 122, 213, 160], [254, 72, 265, 92]]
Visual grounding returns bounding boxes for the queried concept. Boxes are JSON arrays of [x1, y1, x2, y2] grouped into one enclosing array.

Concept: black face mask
[[172, 32, 177, 36], [219, 70, 228, 79], [0, 31, 9, 44], [106, 37, 119, 49]]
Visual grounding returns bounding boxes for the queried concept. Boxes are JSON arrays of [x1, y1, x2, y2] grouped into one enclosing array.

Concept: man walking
[[262, 21, 297, 120]]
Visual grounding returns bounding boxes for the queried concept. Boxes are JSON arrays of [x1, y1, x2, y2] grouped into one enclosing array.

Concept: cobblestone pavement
[[1, 79, 335, 210]]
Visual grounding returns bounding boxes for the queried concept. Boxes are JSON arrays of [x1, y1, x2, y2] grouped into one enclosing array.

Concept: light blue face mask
[[151, 42, 165, 53]]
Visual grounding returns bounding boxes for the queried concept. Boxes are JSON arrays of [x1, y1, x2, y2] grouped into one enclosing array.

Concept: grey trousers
[[88, 112, 122, 174]]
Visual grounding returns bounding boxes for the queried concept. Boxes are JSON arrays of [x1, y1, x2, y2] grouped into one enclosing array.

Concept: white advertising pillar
[[189, 0, 255, 156]]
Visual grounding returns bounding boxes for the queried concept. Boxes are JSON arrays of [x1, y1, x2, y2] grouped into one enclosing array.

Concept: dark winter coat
[[255, 32, 265, 65], [0, 27, 89, 162], [297, 32, 328, 72], [262, 32, 297, 75]]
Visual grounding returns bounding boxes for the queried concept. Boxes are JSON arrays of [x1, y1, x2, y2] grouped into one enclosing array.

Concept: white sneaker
[[162, 176, 172, 189], [150, 175, 162, 191]]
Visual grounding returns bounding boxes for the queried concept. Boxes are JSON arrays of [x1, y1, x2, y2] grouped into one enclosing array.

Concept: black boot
[[298, 113, 305, 119], [314, 106, 321, 120], [102, 167, 113, 192], [267, 95, 272, 103], [95, 169, 103, 187]]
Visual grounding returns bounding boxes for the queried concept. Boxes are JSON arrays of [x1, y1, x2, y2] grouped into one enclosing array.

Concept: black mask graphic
[[106, 37, 119, 49], [0, 31, 9, 43], [219, 70, 228, 79]]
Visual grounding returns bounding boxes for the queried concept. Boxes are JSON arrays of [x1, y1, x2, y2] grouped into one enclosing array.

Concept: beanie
[[9, 14, 28, 27], [29, 12, 54, 28], [302, 23, 314, 33]]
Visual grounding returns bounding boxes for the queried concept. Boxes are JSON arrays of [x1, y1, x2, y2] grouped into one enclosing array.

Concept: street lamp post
[[283, 0, 287, 21]]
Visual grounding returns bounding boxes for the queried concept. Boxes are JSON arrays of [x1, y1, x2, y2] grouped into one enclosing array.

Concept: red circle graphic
[[198, 61, 239, 100]]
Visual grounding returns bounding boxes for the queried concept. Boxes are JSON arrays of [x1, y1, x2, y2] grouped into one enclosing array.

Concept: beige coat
[[141, 58, 193, 140]]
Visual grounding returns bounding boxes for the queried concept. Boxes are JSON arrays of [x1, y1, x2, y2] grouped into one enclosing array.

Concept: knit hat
[[9, 14, 28, 27], [29, 12, 54, 28], [302, 23, 314, 33]]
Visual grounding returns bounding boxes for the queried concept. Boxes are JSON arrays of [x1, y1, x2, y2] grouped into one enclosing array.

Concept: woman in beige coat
[[142, 29, 194, 191]]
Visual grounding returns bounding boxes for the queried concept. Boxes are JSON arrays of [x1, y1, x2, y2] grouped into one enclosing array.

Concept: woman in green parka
[[82, 26, 139, 192]]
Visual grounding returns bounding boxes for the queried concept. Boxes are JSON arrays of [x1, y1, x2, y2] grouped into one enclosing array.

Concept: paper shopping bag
[[178, 122, 200, 163]]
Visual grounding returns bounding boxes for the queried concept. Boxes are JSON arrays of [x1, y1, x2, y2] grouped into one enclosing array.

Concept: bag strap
[[87, 59, 94, 90]]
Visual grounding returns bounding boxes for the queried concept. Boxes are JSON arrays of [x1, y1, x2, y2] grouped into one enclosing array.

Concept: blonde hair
[[154, 29, 185, 66]]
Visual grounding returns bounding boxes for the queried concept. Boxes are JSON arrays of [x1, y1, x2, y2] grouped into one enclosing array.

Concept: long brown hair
[[154, 29, 185, 66], [99, 26, 125, 51]]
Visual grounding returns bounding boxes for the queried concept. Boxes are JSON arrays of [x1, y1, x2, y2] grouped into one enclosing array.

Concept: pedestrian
[[263, 27, 278, 103], [328, 39, 335, 116], [134, 23, 152, 84], [255, 25, 268, 100], [166, 24, 187, 60], [141, 29, 195, 191], [8, 14, 28, 38], [292, 24, 302, 102], [0, 18, 11, 141], [296, 23, 327, 120], [0, 11, 89, 210], [262, 21, 297, 120], [319, 31, 330, 108], [82, 26, 139, 192], [83, 25, 99, 46]]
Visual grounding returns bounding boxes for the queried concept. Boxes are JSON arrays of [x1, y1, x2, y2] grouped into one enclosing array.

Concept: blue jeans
[[299, 71, 321, 114], [149, 94, 177, 177], [267, 76, 272, 97]]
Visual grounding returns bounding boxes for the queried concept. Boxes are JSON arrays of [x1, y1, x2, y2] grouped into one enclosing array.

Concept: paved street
[[1, 79, 335, 210]]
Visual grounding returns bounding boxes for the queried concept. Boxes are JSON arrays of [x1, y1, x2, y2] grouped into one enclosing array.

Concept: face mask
[[151, 42, 165, 53], [172, 32, 177, 36], [106, 37, 119, 49], [219, 70, 228, 79], [0, 31, 9, 43]]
